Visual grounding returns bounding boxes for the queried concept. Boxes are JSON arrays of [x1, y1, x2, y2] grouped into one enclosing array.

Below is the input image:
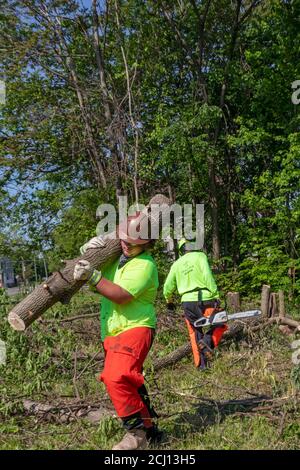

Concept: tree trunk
[[208, 158, 221, 260], [8, 194, 170, 331]]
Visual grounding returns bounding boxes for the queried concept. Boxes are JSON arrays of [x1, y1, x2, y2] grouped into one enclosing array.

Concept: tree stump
[[260, 285, 271, 318], [226, 292, 241, 312], [269, 292, 278, 318], [278, 290, 286, 318]]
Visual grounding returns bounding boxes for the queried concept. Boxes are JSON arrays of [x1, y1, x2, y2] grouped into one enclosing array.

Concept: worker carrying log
[[73, 214, 162, 450], [163, 238, 227, 370]]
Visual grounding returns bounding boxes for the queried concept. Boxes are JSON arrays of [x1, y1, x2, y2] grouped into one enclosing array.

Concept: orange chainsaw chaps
[[202, 307, 228, 347], [185, 318, 201, 367], [212, 324, 228, 347]]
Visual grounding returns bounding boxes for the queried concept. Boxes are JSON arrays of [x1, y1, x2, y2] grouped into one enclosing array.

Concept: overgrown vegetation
[[0, 292, 299, 450], [0, 0, 299, 300], [0, 0, 299, 450]]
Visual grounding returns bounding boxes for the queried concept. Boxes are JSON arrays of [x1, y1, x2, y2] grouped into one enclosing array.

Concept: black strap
[[182, 287, 210, 302]]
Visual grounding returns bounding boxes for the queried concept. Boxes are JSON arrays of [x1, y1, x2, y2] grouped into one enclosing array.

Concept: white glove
[[80, 236, 107, 255], [73, 260, 102, 286], [73, 260, 93, 281]]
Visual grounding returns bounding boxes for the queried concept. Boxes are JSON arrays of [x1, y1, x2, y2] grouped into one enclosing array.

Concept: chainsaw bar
[[193, 309, 261, 328]]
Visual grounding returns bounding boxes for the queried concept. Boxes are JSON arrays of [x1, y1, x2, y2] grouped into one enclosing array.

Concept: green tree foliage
[[0, 0, 299, 299]]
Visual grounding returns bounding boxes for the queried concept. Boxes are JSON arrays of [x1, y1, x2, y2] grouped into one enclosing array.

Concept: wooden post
[[261, 284, 271, 317], [226, 292, 241, 312], [269, 293, 278, 317], [278, 290, 285, 318]]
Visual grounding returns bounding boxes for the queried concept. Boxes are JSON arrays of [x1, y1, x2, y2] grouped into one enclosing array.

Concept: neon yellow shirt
[[100, 251, 158, 340], [163, 251, 219, 303]]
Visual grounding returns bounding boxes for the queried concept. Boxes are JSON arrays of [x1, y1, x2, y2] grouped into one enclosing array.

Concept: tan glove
[[73, 260, 102, 286]]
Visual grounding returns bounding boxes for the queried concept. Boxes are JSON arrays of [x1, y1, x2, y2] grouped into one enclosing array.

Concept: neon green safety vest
[[100, 251, 158, 341], [163, 251, 219, 303]]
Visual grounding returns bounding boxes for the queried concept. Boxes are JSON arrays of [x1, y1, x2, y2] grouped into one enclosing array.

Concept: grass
[[0, 291, 299, 450]]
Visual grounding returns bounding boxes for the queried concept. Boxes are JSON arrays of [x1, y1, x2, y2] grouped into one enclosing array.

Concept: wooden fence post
[[261, 285, 271, 317], [278, 290, 286, 318]]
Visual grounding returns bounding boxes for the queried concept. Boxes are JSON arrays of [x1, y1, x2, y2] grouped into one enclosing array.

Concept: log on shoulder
[[8, 194, 170, 331]]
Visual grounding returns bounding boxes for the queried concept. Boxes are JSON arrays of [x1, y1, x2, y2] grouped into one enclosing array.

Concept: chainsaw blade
[[193, 309, 261, 328]]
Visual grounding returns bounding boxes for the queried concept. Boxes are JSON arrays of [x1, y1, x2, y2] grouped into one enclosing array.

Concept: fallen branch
[[251, 315, 300, 333], [271, 316, 300, 331], [22, 399, 114, 424], [152, 342, 192, 371]]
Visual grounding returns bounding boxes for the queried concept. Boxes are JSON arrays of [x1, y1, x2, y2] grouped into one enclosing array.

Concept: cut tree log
[[8, 194, 170, 331], [7, 239, 121, 332], [153, 342, 192, 370]]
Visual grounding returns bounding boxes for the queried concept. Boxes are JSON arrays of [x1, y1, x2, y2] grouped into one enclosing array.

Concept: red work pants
[[100, 327, 154, 424]]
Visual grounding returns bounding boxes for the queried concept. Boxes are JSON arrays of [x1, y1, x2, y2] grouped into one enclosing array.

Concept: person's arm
[[73, 260, 133, 305], [96, 277, 133, 305], [163, 264, 177, 303]]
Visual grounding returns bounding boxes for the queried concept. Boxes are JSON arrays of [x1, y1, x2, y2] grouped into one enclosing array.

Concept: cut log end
[[8, 312, 26, 331]]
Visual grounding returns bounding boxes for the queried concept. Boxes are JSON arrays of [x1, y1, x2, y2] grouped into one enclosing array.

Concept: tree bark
[[8, 194, 170, 331], [278, 290, 286, 318], [226, 292, 241, 312], [269, 316, 300, 332], [153, 342, 192, 371], [8, 239, 121, 332], [260, 284, 271, 318]]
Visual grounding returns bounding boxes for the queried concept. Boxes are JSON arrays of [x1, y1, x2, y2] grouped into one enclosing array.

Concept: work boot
[[112, 428, 147, 450], [146, 424, 164, 446], [198, 338, 214, 370]]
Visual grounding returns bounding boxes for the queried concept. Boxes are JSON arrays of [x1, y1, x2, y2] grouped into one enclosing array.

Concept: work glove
[[80, 235, 107, 255], [73, 260, 102, 286]]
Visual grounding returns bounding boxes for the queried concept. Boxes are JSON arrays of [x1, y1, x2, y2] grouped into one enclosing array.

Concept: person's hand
[[80, 235, 107, 255], [73, 260, 102, 286], [74, 260, 93, 281]]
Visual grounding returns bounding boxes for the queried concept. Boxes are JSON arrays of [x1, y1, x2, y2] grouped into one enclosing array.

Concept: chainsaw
[[193, 309, 261, 328]]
